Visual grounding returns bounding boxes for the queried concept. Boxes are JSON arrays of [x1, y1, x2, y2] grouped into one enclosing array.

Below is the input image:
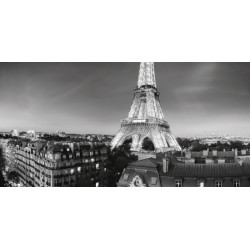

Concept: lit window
[[151, 177, 157, 185], [96, 163, 99, 169], [123, 174, 129, 181], [70, 169, 74, 174], [233, 180, 240, 187], [175, 180, 182, 187], [215, 181, 222, 187], [197, 179, 205, 187], [77, 167, 81, 172], [198, 181, 204, 187], [96, 182, 99, 187]]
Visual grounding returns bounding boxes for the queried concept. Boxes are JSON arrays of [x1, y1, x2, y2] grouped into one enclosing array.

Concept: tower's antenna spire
[[137, 62, 157, 88]]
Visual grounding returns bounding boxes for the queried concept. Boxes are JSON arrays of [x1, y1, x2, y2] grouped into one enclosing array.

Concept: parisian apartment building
[[0, 138, 110, 187], [118, 149, 250, 187]]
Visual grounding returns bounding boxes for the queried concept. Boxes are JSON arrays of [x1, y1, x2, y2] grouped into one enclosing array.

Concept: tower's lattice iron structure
[[111, 62, 181, 153]]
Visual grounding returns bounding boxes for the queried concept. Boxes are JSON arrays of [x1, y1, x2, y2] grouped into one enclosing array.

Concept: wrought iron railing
[[121, 118, 169, 127]]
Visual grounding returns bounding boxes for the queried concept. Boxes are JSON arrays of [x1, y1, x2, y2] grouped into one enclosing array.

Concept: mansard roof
[[161, 163, 250, 178], [130, 158, 158, 168], [191, 151, 235, 158]]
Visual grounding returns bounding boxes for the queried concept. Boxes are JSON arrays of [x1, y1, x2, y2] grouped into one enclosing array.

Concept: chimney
[[235, 148, 238, 157], [203, 150, 208, 157], [163, 156, 170, 173], [212, 150, 217, 157], [241, 149, 246, 155]]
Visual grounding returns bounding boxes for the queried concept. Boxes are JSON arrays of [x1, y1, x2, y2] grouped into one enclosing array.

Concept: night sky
[[0, 62, 250, 137]]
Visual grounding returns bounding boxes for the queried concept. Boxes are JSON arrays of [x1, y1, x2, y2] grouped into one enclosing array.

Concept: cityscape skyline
[[1, 62, 250, 137]]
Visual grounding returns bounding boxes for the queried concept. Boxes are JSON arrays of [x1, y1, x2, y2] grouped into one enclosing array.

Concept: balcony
[[121, 118, 169, 127]]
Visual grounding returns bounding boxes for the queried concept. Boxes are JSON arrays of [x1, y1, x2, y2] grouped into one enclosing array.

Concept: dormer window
[[197, 180, 205, 187], [233, 180, 240, 187], [123, 174, 129, 181], [151, 177, 158, 185], [175, 180, 182, 187], [199, 182, 204, 187], [215, 180, 223, 187]]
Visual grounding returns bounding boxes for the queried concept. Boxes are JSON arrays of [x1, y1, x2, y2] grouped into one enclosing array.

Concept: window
[[123, 174, 129, 181], [151, 177, 158, 185], [233, 180, 240, 187], [199, 182, 204, 187], [215, 181, 222, 187], [96, 182, 99, 187], [175, 180, 182, 187], [197, 180, 205, 187], [96, 163, 99, 170]]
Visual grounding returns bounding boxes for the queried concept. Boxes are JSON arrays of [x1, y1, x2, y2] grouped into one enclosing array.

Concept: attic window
[[215, 181, 222, 187], [151, 177, 157, 185], [233, 180, 240, 187], [198, 180, 205, 187], [175, 180, 182, 187], [123, 174, 129, 181]]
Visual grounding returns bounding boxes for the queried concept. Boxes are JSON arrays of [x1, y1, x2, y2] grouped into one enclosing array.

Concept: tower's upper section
[[137, 62, 157, 88]]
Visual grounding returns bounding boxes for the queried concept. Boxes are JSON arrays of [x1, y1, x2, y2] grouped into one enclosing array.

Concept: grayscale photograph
[[1, 62, 250, 187]]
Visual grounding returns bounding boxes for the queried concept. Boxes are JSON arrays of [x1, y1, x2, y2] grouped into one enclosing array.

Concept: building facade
[[0, 139, 110, 187], [117, 150, 250, 187]]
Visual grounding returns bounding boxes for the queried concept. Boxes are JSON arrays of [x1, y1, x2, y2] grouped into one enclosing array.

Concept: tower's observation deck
[[111, 62, 181, 153]]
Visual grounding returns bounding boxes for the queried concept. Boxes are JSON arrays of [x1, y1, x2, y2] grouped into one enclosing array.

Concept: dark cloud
[[0, 62, 250, 137]]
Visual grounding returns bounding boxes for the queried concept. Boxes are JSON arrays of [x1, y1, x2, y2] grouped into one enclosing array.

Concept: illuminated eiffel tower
[[111, 62, 181, 153]]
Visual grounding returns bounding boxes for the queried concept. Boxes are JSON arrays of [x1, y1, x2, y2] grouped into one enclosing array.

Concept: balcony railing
[[121, 118, 169, 127]]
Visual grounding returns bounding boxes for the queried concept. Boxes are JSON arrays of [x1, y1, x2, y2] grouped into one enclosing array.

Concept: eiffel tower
[[111, 62, 181, 153]]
